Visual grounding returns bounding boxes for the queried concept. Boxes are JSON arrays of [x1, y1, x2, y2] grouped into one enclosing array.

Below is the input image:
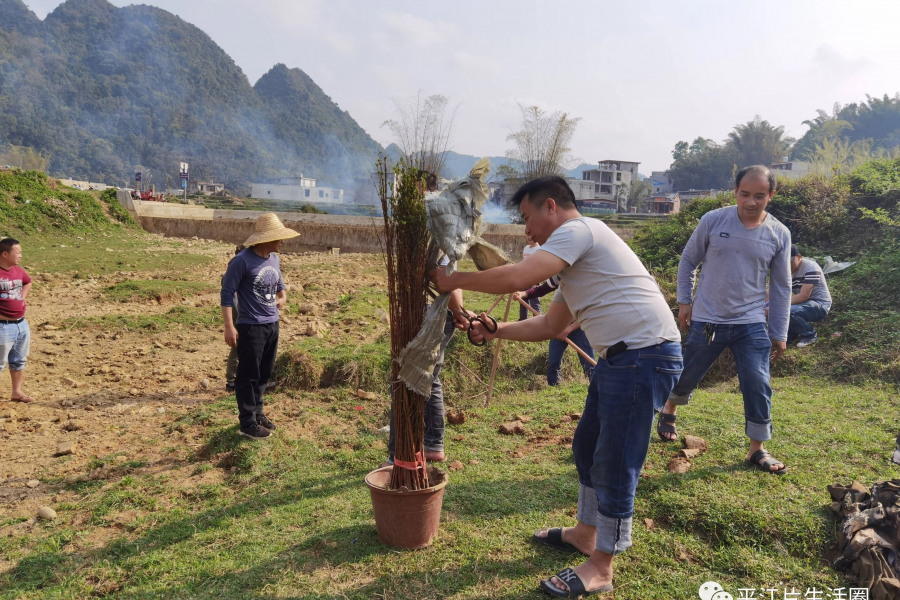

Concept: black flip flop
[[656, 412, 677, 442], [532, 528, 587, 556], [747, 449, 787, 475], [540, 567, 614, 598]]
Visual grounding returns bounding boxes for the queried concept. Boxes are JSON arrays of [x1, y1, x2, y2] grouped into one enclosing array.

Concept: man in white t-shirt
[[432, 176, 682, 598]]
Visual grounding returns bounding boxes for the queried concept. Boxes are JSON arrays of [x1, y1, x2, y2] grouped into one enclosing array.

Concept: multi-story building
[[649, 170, 674, 194], [580, 159, 641, 202]]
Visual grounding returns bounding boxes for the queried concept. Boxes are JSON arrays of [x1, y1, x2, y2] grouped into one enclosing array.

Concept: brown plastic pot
[[365, 465, 448, 549]]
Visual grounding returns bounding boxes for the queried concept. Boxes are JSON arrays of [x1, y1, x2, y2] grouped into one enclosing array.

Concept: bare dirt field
[[0, 240, 392, 530]]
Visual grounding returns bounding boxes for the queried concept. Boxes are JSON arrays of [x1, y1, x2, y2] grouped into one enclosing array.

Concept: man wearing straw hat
[[221, 213, 299, 439]]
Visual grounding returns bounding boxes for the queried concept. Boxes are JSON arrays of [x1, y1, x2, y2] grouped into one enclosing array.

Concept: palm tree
[[727, 116, 793, 166], [802, 102, 844, 129]]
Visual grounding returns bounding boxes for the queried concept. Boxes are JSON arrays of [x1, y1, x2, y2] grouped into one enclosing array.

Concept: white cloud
[[233, 0, 355, 54], [808, 44, 872, 82], [379, 12, 459, 48], [454, 51, 501, 77]]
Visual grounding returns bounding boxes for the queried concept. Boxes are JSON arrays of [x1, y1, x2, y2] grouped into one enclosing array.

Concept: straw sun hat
[[243, 213, 301, 247]]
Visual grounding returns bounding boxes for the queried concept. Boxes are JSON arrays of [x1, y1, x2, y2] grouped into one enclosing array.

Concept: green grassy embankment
[[0, 169, 216, 276]]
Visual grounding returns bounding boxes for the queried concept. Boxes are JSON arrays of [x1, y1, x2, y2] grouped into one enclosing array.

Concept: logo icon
[[719, 232, 730, 238], [699, 581, 733, 600]]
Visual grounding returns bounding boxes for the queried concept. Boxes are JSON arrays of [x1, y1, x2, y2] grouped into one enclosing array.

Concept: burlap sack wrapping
[[397, 157, 510, 396]]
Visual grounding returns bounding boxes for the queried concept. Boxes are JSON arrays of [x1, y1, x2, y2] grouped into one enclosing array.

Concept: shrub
[[100, 188, 138, 226], [628, 194, 733, 273]]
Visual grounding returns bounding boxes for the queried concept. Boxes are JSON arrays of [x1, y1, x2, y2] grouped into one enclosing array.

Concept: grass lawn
[[62, 305, 222, 332], [2, 376, 897, 599], [17, 231, 217, 277], [101, 279, 217, 303]]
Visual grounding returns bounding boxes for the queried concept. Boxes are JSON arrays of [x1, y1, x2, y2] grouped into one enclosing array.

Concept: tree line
[[666, 93, 900, 191]]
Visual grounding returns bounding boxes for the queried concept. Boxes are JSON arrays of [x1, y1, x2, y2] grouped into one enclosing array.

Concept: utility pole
[[180, 162, 189, 203]]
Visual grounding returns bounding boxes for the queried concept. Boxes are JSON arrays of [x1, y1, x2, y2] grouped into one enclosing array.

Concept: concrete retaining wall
[[127, 200, 541, 257]]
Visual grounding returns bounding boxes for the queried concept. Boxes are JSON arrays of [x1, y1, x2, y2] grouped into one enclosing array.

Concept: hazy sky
[[24, 0, 900, 173]]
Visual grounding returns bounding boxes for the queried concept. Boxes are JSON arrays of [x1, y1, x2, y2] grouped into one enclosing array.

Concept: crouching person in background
[[787, 244, 831, 348]]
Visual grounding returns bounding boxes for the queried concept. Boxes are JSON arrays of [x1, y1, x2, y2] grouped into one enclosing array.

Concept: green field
[[2, 377, 896, 599], [0, 165, 898, 599]]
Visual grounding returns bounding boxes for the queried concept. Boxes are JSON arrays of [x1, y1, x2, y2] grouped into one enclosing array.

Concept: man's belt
[[0, 318, 24, 324]]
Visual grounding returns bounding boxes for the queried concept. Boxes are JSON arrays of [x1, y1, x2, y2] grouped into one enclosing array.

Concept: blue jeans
[[0, 319, 30, 373], [669, 321, 773, 441], [573, 341, 682, 555], [787, 301, 829, 342], [518, 296, 541, 321], [388, 311, 456, 458], [547, 327, 594, 386]]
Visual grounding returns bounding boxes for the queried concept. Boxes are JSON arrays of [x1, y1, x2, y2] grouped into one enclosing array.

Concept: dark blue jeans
[[388, 311, 456, 459], [669, 321, 773, 441], [518, 296, 541, 321], [787, 301, 829, 342], [547, 327, 595, 386], [573, 341, 683, 555]]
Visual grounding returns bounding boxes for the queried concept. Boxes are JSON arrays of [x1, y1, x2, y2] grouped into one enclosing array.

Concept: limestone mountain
[[254, 64, 381, 186], [0, 0, 39, 33], [0, 0, 381, 189]]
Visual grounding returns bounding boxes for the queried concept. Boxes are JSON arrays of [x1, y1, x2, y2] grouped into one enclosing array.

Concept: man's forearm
[[221, 306, 235, 328], [449, 264, 542, 295], [677, 220, 708, 304], [767, 249, 792, 341], [676, 260, 698, 305], [447, 288, 464, 312], [768, 283, 791, 341], [561, 321, 580, 337], [495, 315, 559, 342]]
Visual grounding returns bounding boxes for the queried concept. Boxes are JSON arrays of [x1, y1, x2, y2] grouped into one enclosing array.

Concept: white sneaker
[[892, 447, 900, 465], [796, 334, 818, 348]]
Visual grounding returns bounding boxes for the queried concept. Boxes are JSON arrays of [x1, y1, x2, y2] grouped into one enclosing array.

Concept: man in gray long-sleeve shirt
[[656, 165, 792, 475]]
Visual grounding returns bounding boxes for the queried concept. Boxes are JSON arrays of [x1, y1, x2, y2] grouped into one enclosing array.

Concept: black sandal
[[656, 412, 678, 442], [540, 567, 614, 598], [747, 449, 787, 475], [532, 528, 587, 556]]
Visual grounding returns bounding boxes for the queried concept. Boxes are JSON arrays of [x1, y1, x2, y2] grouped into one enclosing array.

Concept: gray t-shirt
[[539, 217, 680, 353], [676, 205, 792, 341], [792, 258, 832, 309]]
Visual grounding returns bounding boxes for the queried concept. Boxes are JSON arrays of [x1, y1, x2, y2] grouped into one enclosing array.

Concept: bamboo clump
[[378, 157, 431, 491]]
